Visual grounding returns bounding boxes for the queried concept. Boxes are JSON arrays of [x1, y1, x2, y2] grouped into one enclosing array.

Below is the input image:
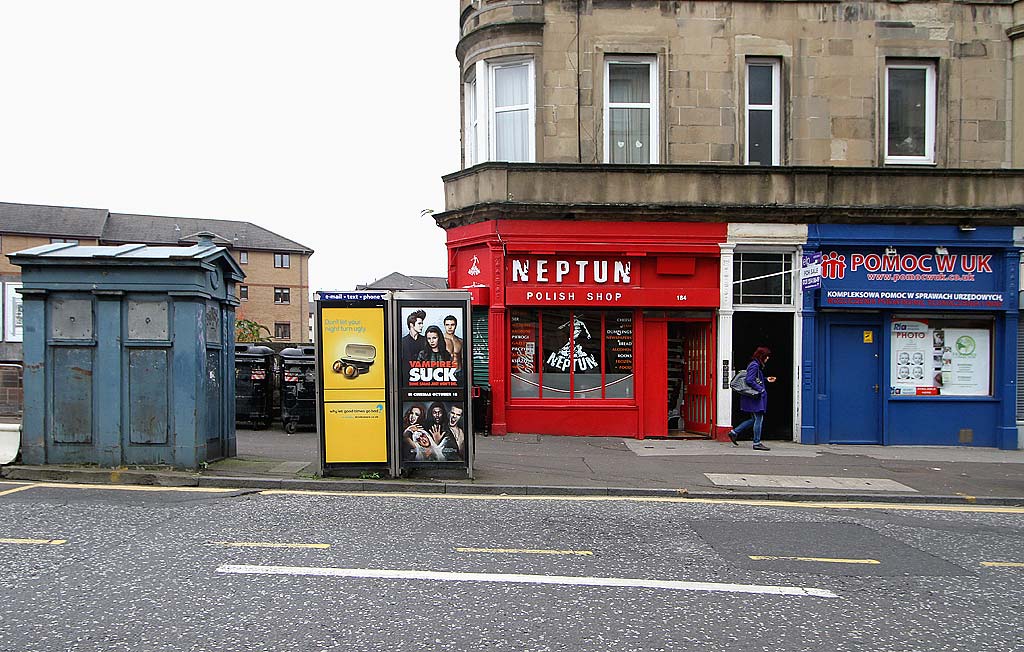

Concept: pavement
[[3, 425, 1024, 505]]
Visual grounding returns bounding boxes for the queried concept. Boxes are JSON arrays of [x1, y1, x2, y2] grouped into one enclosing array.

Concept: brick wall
[[233, 248, 311, 342]]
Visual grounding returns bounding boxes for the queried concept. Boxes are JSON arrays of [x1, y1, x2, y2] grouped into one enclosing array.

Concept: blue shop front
[[801, 225, 1019, 449]]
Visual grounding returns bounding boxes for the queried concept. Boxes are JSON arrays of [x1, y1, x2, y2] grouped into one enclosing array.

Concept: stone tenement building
[[435, 0, 1024, 449]]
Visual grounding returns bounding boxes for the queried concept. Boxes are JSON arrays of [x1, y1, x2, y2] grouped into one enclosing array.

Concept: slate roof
[[0, 202, 109, 238], [356, 272, 448, 290], [106, 213, 313, 253], [0, 202, 313, 254]]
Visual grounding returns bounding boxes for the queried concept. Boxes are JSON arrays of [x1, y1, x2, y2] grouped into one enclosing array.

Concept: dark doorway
[[732, 312, 793, 440], [666, 320, 714, 437]]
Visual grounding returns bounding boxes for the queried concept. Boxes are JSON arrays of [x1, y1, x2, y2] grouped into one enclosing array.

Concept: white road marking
[[705, 473, 917, 492], [981, 561, 1024, 568], [216, 564, 838, 599], [455, 547, 592, 556], [209, 541, 331, 549]]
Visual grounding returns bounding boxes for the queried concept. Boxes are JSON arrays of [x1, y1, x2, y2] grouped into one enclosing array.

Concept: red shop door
[[682, 321, 714, 435]]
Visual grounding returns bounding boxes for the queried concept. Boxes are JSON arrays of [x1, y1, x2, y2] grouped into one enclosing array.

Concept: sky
[[0, 1, 461, 294]]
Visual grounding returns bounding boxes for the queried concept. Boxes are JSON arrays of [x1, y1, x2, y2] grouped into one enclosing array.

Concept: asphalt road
[[1, 481, 1023, 652]]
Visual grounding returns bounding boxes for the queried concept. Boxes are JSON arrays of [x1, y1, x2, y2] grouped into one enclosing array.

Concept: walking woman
[[728, 346, 775, 451]]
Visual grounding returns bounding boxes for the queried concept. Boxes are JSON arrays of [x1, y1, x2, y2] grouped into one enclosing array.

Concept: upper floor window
[[745, 58, 781, 166], [239, 285, 249, 301], [490, 59, 534, 162], [239, 251, 248, 264], [274, 253, 290, 268], [51, 238, 79, 245], [604, 57, 658, 164], [733, 252, 793, 305], [274, 322, 291, 340], [464, 73, 478, 167], [464, 58, 535, 165], [274, 287, 291, 304], [885, 61, 936, 165]]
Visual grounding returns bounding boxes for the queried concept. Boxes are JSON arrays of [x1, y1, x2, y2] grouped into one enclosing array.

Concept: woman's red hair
[[752, 347, 772, 364]]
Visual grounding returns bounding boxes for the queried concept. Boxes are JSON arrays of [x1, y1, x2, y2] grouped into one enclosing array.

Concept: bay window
[[463, 58, 535, 165]]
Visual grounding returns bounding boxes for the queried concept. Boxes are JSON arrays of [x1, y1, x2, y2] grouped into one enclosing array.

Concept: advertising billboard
[[395, 297, 470, 468], [316, 292, 390, 467]]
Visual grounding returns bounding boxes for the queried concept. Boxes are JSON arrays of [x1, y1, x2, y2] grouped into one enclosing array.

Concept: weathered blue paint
[[801, 224, 1019, 449], [9, 235, 244, 469], [128, 348, 170, 445]]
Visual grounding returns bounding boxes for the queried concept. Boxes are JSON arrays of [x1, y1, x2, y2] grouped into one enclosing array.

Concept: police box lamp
[[332, 343, 377, 379], [959, 222, 976, 232], [884, 246, 898, 257]]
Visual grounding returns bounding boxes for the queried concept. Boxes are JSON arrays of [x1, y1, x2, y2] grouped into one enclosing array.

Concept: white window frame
[[239, 250, 248, 264], [603, 56, 659, 164], [732, 250, 797, 307], [487, 58, 535, 162], [745, 58, 781, 166], [464, 58, 536, 164], [464, 72, 478, 167], [884, 61, 936, 165]]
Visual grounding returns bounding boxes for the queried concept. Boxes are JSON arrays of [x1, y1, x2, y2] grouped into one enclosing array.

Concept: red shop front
[[447, 220, 726, 439]]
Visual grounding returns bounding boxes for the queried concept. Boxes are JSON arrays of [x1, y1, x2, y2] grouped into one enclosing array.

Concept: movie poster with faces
[[397, 302, 469, 465]]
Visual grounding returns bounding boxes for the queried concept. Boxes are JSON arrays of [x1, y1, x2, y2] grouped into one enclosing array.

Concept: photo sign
[[395, 296, 471, 468], [890, 319, 990, 396]]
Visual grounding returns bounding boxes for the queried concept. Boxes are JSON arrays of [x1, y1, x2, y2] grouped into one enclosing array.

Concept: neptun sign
[[505, 255, 720, 307]]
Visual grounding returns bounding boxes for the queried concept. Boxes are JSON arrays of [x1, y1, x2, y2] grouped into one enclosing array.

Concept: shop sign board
[[817, 248, 1009, 310], [393, 291, 472, 474], [315, 291, 390, 468]]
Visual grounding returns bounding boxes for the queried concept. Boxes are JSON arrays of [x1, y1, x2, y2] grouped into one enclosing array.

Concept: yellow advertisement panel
[[319, 305, 388, 464], [323, 401, 388, 463], [320, 308, 386, 390]]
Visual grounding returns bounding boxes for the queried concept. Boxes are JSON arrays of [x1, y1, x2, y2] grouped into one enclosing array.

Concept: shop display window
[[510, 309, 634, 400], [890, 316, 993, 397]]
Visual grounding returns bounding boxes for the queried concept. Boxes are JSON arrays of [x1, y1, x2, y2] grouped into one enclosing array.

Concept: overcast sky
[[0, 1, 461, 294]]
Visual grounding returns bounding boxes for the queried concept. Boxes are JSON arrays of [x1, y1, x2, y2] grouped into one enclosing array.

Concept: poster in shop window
[[890, 320, 990, 396], [397, 303, 468, 464]]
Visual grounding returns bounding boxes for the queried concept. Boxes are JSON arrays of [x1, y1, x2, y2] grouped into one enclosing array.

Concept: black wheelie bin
[[279, 346, 317, 434], [234, 344, 276, 429]]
